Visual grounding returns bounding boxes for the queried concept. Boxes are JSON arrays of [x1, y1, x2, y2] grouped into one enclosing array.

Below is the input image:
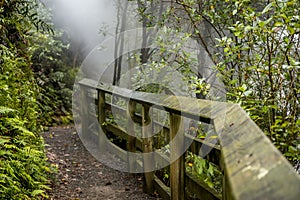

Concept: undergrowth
[[0, 0, 75, 198], [0, 107, 52, 199]]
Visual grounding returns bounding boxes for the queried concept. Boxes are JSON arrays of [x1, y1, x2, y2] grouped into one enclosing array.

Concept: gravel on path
[[43, 125, 160, 200]]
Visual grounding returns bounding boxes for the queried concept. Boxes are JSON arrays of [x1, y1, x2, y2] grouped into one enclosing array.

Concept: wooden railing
[[78, 78, 300, 200]]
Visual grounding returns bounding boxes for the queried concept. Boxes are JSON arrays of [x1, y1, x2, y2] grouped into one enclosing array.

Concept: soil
[[43, 125, 160, 200]]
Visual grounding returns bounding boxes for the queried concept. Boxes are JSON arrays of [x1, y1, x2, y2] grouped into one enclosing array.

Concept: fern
[[0, 0, 74, 198], [0, 107, 16, 117], [0, 107, 52, 199]]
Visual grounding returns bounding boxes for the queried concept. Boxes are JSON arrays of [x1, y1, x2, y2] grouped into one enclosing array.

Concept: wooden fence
[[78, 78, 299, 200]]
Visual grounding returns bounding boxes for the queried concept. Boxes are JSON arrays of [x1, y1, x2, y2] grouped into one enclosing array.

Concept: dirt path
[[43, 125, 160, 200]]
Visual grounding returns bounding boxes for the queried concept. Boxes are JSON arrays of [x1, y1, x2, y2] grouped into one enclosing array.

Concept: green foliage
[[30, 30, 76, 125], [209, 0, 300, 162], [0, 0, 73, 198], [129, 0, 299, 163], [0, 45, 40, 132], [0, 107, 51, 199], [186, 152, 223, 193], [130, 27, 208, 98], [0, 0, 53, 51], [26, 2, 76, 125]]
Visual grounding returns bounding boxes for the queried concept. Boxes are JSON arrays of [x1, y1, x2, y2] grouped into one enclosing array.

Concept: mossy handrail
[[78, 78, 300, 200]]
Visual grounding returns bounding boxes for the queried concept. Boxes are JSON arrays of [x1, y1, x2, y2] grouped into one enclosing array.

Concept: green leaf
[[31, 189, 45, 197], [233, 9, 237, 16], [205, 179, 214, 188], [262, 3, 273, 14], [0, 106, 16, 116], [0, 137, 10, 145], [274, 21, 283, 27], [284, 36, 290, 44], [207, 164, 214, 176], [287, 26, 295, 34]]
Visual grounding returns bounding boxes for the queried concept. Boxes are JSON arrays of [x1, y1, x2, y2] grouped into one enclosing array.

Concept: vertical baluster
[[170, 113, 185, 200], [142, 104, 154, 194], [80, 85, 88, 138], [127, 100, 136, 172], [98, 90, 106, 152], [221, 154, 231, 200]]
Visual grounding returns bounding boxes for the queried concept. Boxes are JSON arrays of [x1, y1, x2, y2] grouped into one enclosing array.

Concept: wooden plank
[[142, 104, 155, 194], [79, 78, 300, 200], [105, 124, 127, 141], [105, 102, 143, 124], [105, 102, 126, 116], [185, 134, 221, 167], [80, 85, 88, 138], [154, 150, 170, 169], [105, 139, 144, 173], [106, 139, 128, 162], [185, 171, 221, 200], [222, 169, 231, 200], [78, 78, 230, 123], [98, 91, 106, 152], [170, 113, 185, 200], [105, 124, 143, 150], [127, 100, 137, 172], [153, 175, 171, 200], [105, 101, 170, 129], [218, 105, 300, 200], [185, 133, 221, 151], [135, 138, 143, 151]]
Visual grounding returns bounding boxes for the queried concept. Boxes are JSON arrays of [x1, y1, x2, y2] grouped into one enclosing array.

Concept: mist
[[43, 0, 117, 56]]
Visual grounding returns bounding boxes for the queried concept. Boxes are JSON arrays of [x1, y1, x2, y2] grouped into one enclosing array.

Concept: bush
[[0, 0, 71, 198]]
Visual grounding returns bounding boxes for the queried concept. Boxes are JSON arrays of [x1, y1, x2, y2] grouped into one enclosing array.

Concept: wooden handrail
[[78, 78, 300, 200]]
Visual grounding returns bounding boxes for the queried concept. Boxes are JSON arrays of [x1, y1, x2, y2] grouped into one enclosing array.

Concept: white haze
[[43, 0, 117, 54]]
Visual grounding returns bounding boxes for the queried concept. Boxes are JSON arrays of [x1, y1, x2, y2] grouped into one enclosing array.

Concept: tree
[[113, 0, 129, 85], [112, 0, 299, 162]]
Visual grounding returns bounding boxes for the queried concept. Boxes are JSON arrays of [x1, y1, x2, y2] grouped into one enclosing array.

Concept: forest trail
[[43, 125, 160, 200]]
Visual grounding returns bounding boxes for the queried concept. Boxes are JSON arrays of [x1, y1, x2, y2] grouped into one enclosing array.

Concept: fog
[[42, 0, 225, 100], [43, 0, 117, 54]]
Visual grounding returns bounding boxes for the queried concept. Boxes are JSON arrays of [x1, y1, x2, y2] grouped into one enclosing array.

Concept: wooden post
[[142, 104, 154, 194], [221, 153, 232, 200], [170, 113, 185, 200], [80, 85, 88, 138], [127, 100, 136, 172], [223, 171, 230, 200], [98, 90, 106, 152]]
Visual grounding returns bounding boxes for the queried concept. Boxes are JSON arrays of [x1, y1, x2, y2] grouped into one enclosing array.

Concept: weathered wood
[[98, 91, 106, 152], [185, 171, 222, 200], [78, 78, 300, 200], [106, 138, 127, 162], [170, 113, 185, 200], [185, 134, 221, 151], [127, 100, 137, 172], [154, 151, 170, 169], [105, 102, 143, 124], [222, 169, 231, 200], [185, 133, 221, 167], [153, 175, 171, 200], [105, 124, 127, 141], [105, 124, 143, 150], [80, 85, 88, 138], [217, 105, 300, 200], [142, 104, 155, 194], [78, 78, 229, 123]]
